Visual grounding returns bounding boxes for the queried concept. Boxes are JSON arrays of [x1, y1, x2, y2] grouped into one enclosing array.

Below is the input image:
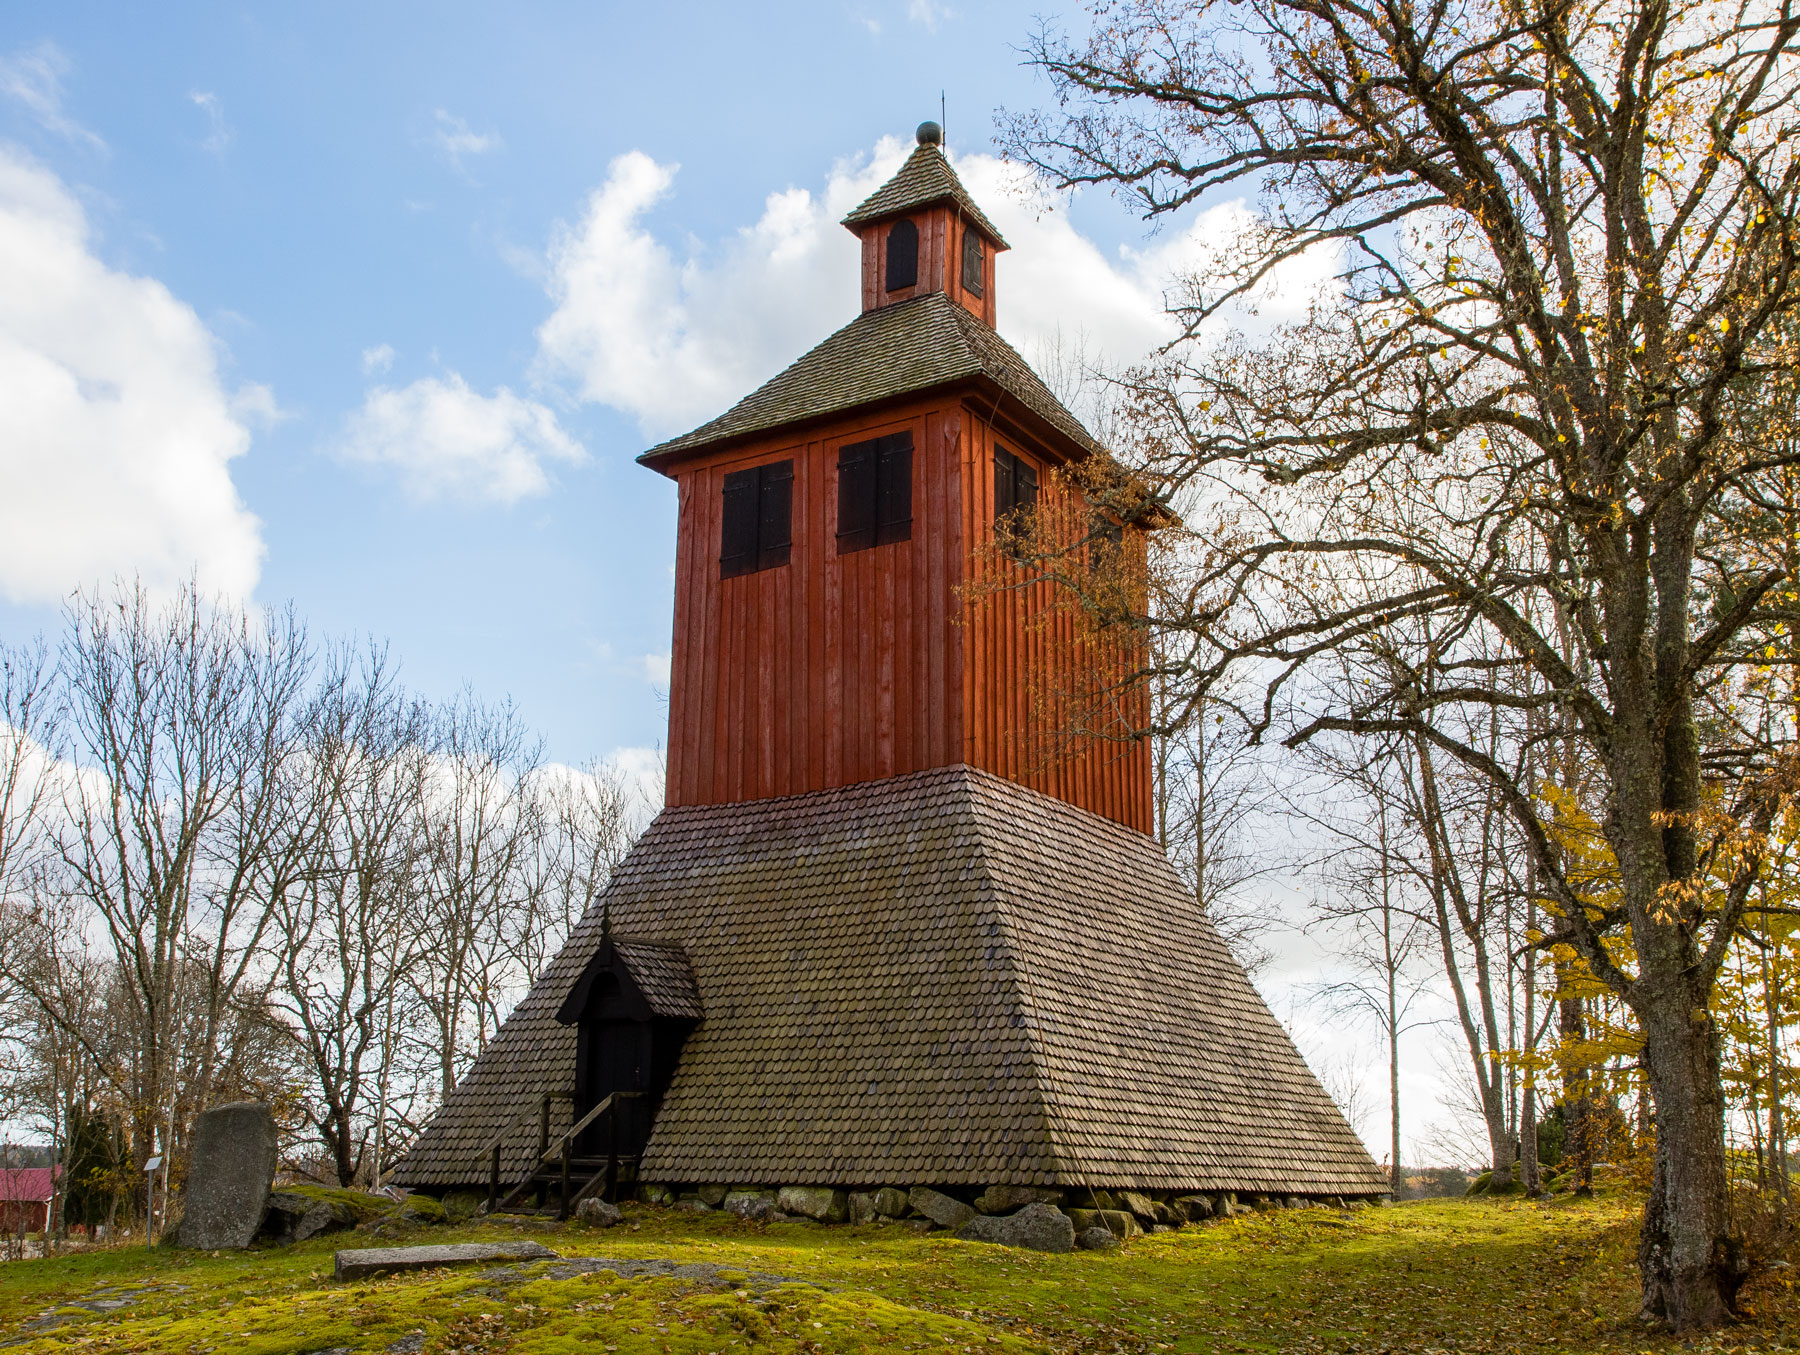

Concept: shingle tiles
[[638, 292, 1101, 465], [839, 142, 1009, 247], [394, 766, 1386, 1197]]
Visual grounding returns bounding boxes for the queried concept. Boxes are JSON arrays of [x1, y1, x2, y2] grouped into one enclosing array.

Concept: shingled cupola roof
[[840, 134, 1009, 249], [639, 291, 1100, 467]]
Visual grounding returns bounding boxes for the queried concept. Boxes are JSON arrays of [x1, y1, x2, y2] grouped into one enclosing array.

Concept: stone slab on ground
[[334, 1241, 558, 1282], [954, 1202, 1076, 1252], [177, 1102, 279, 1251]]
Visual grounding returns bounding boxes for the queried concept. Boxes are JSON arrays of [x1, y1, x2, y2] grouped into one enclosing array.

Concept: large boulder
[[974, 1185, 1064, 1214], [1174, 1194, 1215, 1222], [177, 1102, 279, 1250], [575, 1198, 623, 1228], [848, 1191, 880, 1224], [908, 1187, 976, 1229], [1077, 1225, 1119, 1250], [777, 1186, 847, 1222], [260, 1191, 356, 1245], [1066, 1207, 1142, 1239], [723, 1189, 778, 1221], [873, 1187, 911, 1218], [955, 1202, 1075, 1253], [1116, 1190, 1158, 1224]]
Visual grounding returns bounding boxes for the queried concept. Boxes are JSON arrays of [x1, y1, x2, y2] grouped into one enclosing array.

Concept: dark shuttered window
[[719, 459, 793, 578], [961, 226, 984, 296], [886, 219, 919, 291], [994, 445, 1038, 522], [837, 432, 913, 554]]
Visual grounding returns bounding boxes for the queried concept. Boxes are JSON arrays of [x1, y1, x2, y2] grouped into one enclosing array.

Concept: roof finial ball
[[916, 120, 943, 147]]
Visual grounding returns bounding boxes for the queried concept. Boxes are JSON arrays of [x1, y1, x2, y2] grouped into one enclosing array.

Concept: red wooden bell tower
[[640, 122, 1152, 833]]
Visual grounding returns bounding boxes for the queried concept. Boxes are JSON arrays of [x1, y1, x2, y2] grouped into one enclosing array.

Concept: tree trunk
[[1636, 992, 1744, 1325]]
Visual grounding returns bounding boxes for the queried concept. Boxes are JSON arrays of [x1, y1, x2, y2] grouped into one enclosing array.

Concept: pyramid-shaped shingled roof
[[394, 766, 1386, 1197], [841, 142, 1008, 247], [640, 292, 1100, 464]]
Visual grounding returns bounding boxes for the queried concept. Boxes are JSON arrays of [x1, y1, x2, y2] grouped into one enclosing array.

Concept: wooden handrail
[[495, 1092, 638, 1215]]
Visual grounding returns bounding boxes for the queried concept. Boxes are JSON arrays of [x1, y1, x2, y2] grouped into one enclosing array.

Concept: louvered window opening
[[886, 219, 919, 292], [720, 460, 793, 578], [837, 432, 913, 554], [961, 225, 983, 296]]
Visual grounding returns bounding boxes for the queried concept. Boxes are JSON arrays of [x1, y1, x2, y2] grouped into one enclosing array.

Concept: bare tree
[[1303, 783, 1437, 1196], [269, 646, 431, 1186], [412, 693, 544, 1099], [55, 581, 312, 1176], [1007, 0, 1800, 1324]]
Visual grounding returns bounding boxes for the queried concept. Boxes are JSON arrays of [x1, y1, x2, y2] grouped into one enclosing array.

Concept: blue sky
[[0, 5, 1479, 1159], [0, 2, 1220, 775]]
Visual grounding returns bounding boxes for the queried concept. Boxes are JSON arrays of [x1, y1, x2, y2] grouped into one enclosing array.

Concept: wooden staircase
[[476, 1090, 644, 1219]]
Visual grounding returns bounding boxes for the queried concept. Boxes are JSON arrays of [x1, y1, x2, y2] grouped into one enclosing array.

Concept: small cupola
[[841, 121, 1008, 326]]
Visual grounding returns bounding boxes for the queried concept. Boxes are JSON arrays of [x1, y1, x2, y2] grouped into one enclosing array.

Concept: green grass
[[4, 1191, 1798, 1354]]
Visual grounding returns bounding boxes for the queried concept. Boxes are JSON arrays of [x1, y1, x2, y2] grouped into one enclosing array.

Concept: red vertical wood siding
[[662, 392, 1152, 834], [855, 206, 999, 327]]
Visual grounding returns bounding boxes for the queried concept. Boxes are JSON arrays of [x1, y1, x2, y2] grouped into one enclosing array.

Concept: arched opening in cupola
[[885, 218, 918, 291]]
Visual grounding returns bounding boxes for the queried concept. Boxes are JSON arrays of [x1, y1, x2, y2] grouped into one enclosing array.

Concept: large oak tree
[[1007, 0, 1800, 1328]]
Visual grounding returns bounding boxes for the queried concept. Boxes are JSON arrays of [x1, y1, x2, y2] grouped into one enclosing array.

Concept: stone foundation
[[630, 1182, 1382, 1246]]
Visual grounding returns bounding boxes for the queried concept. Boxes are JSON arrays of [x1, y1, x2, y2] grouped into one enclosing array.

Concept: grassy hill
[[2, 1190, 1794, 1353]]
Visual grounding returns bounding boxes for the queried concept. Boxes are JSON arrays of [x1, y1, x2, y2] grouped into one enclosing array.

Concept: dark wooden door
[[577, 1019, 690, 1158]]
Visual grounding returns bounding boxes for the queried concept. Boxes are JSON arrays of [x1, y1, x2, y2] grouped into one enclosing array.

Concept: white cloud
[[431, 109, 501, 174], [0, 42, 105, 153], [188, 91, 231, 157], [641, 652, 671, 687], [335, 373, 585, 504], [908, 0, 954, 30], [604, 745, 665, 813], [0, 147, 264, 605], [361, 342, 395, 375], [532, 139, 1238, 440]]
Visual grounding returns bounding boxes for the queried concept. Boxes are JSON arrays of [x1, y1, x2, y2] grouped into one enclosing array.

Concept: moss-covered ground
[[4, 1190, 1799, 1354]]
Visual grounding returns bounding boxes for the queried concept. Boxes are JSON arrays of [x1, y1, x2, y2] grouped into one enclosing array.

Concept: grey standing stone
[[575, 1198, 623, 1228], [1076, 1226, 1118, 1250], [777, 1186, 847, 1222], [908, 1187, 975, 1229], [176, 1102, 278, 1250], [873, 1187, 910, 1218], [333, 1241, 557, 1282], [848, 1191, 880, 1224], [954, 1202, 1075, 1252], [724, 1189, 778, 1221], [973, 1185, 1064, 1214]]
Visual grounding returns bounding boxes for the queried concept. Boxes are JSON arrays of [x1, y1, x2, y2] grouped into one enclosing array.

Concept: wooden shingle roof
[[638, 292, 1101, 467], [395, 766, 1384, 1197], [840, 142, 1009, 247], [611, 939, 704, 1020]]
